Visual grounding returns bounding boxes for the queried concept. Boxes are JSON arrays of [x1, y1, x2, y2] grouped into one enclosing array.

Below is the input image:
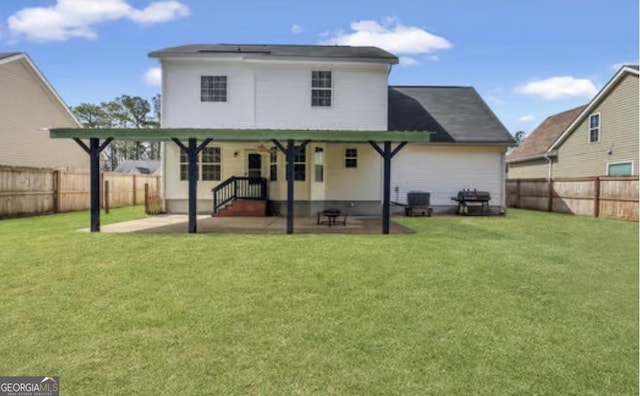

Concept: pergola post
[[172, 138, 212, 233], [187, 138, 198, 233], [273, 139, 309, 234], [73, 137, 113, 232], [286, 139, 295, 234], [370, 141, 407, 234]]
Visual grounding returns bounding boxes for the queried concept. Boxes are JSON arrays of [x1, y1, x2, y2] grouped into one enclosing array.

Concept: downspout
[[543, 154, 553, 179], [543, 153, 553, 212], [500, 151, 506, 214]]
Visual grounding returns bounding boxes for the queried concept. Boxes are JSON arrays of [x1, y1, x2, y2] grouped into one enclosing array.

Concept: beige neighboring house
[[0, 52, 87, 169], [508, 65, 639, 178]]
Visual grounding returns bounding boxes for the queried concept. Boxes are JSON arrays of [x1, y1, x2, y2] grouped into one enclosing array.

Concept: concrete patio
[[81, 214, 415, 234]]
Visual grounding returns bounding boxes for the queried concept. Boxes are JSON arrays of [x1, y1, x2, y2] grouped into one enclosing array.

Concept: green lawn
[[0, 208, 637, 395]]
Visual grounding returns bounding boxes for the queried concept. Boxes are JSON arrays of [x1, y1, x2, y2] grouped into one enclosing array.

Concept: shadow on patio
[[85, 215, 415, 234]]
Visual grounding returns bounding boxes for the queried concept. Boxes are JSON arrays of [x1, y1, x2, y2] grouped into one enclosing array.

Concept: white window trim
[[606, 160, 634, 176], [310, 70, 333, 108], [588, 112, 601, 143]]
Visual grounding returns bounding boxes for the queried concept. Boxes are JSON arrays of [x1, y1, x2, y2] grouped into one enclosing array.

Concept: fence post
[[53, 170, 60, 213], [105, 180, 110, 214], [100, 172, 104, 209], [516, 180, 521, 208], [547, 178, 554, 212], [144, 183, 149, 214], [132, 174, 137, 205], [594, 176, 600, 218]]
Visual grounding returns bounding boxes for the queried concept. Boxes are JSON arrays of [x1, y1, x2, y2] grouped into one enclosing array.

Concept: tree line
[[71, 94, 161, 171]]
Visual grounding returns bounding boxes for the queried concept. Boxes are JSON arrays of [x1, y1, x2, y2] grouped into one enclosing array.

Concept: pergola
[[49, 128, 430, 234]]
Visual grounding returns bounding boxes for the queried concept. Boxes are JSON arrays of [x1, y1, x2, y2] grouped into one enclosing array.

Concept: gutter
[[506, 150, 558, 163]]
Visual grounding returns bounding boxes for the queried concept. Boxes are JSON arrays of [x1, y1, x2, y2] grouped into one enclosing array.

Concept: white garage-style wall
[[392, 144, 508, 212]]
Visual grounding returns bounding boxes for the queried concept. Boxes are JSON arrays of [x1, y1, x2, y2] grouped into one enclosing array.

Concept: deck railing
[[212, 176, 267, 214]]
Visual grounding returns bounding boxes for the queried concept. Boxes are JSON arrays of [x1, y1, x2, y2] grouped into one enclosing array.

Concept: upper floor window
[[311, 71, 332, 107], [589, 113, 600, 143], [345, 148, 358, 168], [201, 76, 227, 102]]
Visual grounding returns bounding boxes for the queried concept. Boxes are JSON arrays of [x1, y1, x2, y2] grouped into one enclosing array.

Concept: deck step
[[214, 199, 266, 217]]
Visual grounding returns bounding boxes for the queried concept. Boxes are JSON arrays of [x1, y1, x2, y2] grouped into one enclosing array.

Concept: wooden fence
[[507, 176, 638, 221], [0, 165, 160, 218]]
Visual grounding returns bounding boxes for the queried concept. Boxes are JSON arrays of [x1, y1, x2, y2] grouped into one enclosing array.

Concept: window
[[286, 146, 306, 181], [314, 147, 324, 182], [201, 147, 221, 181], [345, 148, 358, 168], [607, 162, 633, 176], [201, 76, 227, 102], [589, 113, 600, 143], [179, 146, 221, 181], [269, 147, 278, 181], [311, 71, 332, 107], [179, 150, 197, 180]]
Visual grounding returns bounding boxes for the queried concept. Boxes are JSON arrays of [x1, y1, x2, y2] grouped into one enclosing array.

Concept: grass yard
[[0, 208, 637, 395]]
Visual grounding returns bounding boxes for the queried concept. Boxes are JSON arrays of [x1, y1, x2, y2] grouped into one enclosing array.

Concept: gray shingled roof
[[507, 105, 585, 161], [0, 52, 21, 60], [149, 44, 398, 64], [388, 86, 515, 144], [114, 160, 161, 175]]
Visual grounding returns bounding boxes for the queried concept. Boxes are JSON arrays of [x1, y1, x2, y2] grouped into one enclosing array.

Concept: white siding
[[162, 59, 388, 130], [255, 63, 388, 130], [391, 145, 507, 208], [162, 60, 255, 128]]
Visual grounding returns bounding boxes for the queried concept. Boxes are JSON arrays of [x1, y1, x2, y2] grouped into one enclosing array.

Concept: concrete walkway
[[81, 214, 414, 234]]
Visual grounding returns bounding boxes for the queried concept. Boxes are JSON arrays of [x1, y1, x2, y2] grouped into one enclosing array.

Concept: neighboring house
[[508, 65, 639, 178], [150, 44, 514, 215], [114, 160, 161, 175], [0, 52, 87, 169]]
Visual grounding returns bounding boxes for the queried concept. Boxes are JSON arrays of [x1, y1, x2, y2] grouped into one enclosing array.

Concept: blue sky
[[1, 0, 637, 134]]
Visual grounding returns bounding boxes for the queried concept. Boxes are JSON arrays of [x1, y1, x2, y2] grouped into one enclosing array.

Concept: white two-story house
[[149, 44, 514, 216]]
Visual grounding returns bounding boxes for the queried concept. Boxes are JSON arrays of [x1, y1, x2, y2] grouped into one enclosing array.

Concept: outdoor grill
[[451, 189, 491, 215]]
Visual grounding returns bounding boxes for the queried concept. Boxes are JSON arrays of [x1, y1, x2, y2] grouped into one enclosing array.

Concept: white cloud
[[611, 61, 637, 71], [320, 18, 452, 65], [129, 1, 189, 24], [515, 76, 598, 100], [486, 96, 505, 105], [399, 56, 418, 66], [7, 0, 190, 42], [426, 54, 439, 62], [291, 24, 303, 35], [518, 115, 536, 122], [144, 67, 161, 87]]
